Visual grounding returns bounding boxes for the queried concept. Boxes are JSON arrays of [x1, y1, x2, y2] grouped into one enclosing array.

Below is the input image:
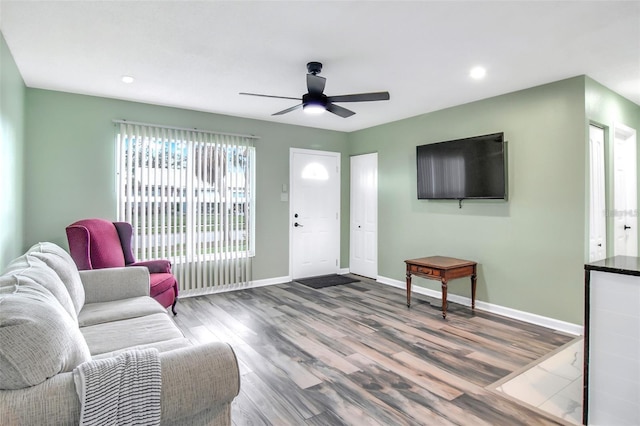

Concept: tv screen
[[416, 133, 507, 200]]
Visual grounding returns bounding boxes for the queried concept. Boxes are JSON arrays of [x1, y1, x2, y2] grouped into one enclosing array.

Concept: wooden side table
[[405, 256, 477, 319]]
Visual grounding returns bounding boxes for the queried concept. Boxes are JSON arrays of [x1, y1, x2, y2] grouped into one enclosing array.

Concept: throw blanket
[[73, 349, 161, 426]]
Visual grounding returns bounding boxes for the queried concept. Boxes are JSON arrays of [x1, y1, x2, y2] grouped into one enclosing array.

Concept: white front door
[[589, 124, 607, 262], [613, 123, 638, 256], [290, 148, 340, 279], [350, 153, 378, 278]]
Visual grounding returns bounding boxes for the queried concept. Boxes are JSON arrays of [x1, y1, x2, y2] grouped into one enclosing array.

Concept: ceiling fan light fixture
[[303, 102, 326, 115], [302, 93, 327, 115]]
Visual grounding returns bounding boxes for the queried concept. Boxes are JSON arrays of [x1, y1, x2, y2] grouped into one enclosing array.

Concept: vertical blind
[[115, 121, 256, 293]]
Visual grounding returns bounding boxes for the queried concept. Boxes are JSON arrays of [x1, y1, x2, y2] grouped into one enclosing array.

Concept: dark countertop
[[585, 256, 640, 277]]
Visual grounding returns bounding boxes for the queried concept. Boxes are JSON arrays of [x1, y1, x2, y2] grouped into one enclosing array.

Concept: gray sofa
[[0, 242, 240, 425]]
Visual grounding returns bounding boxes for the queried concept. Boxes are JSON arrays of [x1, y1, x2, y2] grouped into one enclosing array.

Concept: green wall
[[15, 73, 640, 325], [349, 77, 588, 324], [23, 89, 349, 280], [0, 33, 25, 269]]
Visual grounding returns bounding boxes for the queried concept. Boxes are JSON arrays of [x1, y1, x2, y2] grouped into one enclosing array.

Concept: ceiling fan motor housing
[[307, 61, 323, 75]]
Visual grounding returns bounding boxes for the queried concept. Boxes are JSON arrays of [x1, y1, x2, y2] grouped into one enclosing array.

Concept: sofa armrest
[[159, 342, 241, 424], [0, 342, 240, 426], [80, 266, 150, 303], [0, 372, 80, 425]]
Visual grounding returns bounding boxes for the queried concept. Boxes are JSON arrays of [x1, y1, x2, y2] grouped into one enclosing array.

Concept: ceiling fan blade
[[239, 92, 301, 101], [326, 91, 390, 103], [306, 74, 326, 95], [326, 103, 355, 118], [272, 103, 303, 116]]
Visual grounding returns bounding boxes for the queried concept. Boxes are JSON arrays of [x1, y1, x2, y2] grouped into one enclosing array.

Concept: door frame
[[589, 124, 606, 262], [289, 148, 341, 280]]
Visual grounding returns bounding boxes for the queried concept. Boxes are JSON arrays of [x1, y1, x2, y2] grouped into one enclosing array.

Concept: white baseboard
[[181, 272, 583, 337], [376, 275, 583, 336], [179, 275, 290, 298]]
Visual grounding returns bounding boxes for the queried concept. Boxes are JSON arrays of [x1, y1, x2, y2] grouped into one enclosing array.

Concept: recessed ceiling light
[[469, 66, 486, 80], [121, 75, 135, 84]]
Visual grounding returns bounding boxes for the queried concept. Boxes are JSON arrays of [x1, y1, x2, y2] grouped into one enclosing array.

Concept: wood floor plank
[[239, 371, 309, 424], [173, 277, 574, 425], [343, 336, 464, 401]]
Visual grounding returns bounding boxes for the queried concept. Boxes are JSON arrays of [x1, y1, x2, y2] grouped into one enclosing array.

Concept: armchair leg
[[171, 299, 178, 316]]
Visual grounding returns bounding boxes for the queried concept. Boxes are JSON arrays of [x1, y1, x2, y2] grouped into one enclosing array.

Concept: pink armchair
[[66, 218, 178, 315]]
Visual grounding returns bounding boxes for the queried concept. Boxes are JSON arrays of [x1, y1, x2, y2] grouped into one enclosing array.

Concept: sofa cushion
[[91, 337, 192, 360], [81, 313, 184, 356], [4, 254, 77, 323], [27, 242, 85, 314], [0, 275, 91, 390], [78, 296, 167, 327]]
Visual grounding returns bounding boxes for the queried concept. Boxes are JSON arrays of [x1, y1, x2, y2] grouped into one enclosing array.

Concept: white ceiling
[[1, 1, 638, 132]]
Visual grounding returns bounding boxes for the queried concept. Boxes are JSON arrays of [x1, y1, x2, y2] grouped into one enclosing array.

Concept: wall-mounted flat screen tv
[[416, 132, 507, 200]]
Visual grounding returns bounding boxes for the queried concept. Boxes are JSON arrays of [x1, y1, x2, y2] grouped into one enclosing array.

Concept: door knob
[[294, 222, 304, 227], [624, 225, 632, 230]]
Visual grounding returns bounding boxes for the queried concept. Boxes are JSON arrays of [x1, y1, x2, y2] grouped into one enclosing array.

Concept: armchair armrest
[[131, 259, 172, 274], [79, 266, 150, 303], [0, 342, 240, 426]]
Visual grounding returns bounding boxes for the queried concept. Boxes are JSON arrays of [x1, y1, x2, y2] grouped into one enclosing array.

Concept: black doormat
[[296, 274, 359, 289]]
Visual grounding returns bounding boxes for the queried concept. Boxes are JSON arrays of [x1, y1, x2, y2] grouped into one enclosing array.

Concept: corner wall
[[0, 32, 25, 269], [348, 76, 587, 324]]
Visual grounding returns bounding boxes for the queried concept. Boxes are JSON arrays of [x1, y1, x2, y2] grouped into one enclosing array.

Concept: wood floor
[[172, 276, 575, 425]]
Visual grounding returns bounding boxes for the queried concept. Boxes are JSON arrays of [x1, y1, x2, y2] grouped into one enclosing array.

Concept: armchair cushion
[[27, 242, 85, 315], [113, 221, 136, 265], [66, 219, 126, 269], [150, 273, 178, 298], [0, 276, 91, 390]]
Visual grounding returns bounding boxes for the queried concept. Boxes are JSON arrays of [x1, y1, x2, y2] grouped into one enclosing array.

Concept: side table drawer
[[410, 265, 440, 277]]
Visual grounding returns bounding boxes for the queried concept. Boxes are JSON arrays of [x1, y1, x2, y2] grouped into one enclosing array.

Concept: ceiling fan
[[239, 61, 390, 118]]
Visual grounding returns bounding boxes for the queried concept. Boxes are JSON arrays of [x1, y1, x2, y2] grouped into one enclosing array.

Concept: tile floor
[[493, 337, 584, 425]]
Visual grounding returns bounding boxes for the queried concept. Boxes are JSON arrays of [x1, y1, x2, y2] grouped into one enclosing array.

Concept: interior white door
[[290, 149, 340, 279], [613, 123, 638, 256], [589, 125, 606, 262], [350, 153, 378, 278]]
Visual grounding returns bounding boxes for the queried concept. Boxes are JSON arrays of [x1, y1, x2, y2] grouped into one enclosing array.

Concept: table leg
[[406, 271, 412, 308], [441, 278, 448, 319], [471, 273, 477, 311]]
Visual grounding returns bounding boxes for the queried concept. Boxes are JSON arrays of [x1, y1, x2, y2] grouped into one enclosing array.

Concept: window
[[115, 121, 255, 290]]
